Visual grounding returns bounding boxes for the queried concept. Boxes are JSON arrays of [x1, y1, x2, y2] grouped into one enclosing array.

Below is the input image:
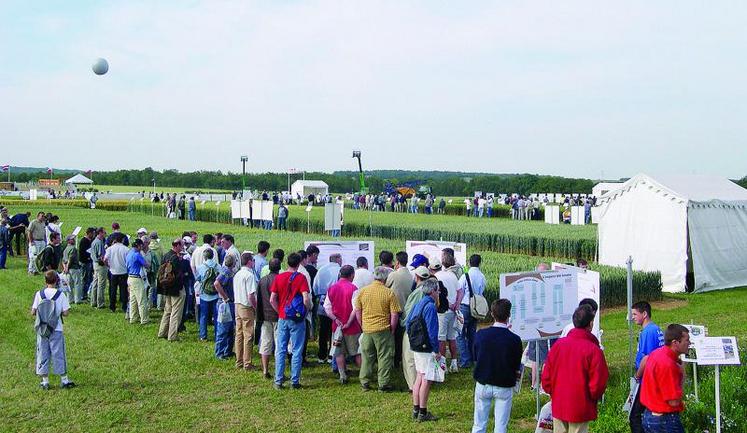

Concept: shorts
[[438, 310, 457, 341], [335, 333, 361, 358], [259, 321, 278, 356], [414, 352, 433, 374], [526, 340, 550, 365]]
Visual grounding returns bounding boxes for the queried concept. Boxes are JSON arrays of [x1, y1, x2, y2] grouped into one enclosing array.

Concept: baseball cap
[[182, 236, 193, 244], [137, 227, 147, 234], [428, 258, 442, 271], [410, 254, 428, 269], [413, 266, 430, 279]]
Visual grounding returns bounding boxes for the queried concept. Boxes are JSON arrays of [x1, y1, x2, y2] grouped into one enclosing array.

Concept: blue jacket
[[406, 295, 439, 353]]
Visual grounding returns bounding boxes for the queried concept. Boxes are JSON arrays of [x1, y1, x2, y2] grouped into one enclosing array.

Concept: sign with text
[[499, 270, 579, 341], [406, 240, 467, 268], [694, 337, 740, 366], [304, 241, 374, 269]]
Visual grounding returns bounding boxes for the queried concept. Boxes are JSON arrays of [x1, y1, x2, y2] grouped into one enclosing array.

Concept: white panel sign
[[571, 206, 585, 225], [30, 189, 38, 201], [304, 241, 375, 269], [545, 205, 560, 224], [694, 337, 740, 366], [406, 240, 467, 269], [324, 202, 342, 231], [230, 200, 251, 219], [552, 263, 601, 336], [499, 270, 579, 341]]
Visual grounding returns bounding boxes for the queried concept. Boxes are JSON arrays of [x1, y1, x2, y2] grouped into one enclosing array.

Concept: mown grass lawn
[[1, 206, 746, 432]]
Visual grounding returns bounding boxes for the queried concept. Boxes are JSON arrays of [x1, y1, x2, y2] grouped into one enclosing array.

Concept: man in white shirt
[[233, 252, 257, 370], [432, 258, 463, 373], [457, 254, 486, 368], [353, 256, 374, 289], [191, 234, 217, 275], [105, 233, 130, 315]]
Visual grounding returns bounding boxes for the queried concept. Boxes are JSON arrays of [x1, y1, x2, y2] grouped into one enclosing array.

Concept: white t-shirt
[[353, 268, 374, 289], [31, 288, 70, 332], [191, 244, 217, 274], [233, 266, 257, 307], [105, 243, 129, 275], [436, 269, 460, 305]]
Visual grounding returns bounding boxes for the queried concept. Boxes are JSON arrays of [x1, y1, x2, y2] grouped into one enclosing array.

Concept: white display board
[[30, 189, 38, 201], [304, 241, 374, 269], [499, 270, 579, 341], [544, 205, 560, 224], [552, 263, 601, 336], [571, 206, 585, 225], [406, 240, 467, 268], [591, 206, 601, 224], [230, 200, 250, 219], [250, 200, 273, 221], [694, 337, 741, 366], [324, 202, 342, 231]]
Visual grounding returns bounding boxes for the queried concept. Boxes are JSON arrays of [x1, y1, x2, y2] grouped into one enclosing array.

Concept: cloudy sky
[[2, 1, 746, 179]]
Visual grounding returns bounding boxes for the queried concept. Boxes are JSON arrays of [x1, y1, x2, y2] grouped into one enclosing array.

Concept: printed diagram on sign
[[500, 271, 578, 341]]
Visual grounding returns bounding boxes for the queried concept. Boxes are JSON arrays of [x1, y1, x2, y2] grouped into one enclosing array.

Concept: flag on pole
[[1, 164, 8, 172], [47, 167, 53, 174]]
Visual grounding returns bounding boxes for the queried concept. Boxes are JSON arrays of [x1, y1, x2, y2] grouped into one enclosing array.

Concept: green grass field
[[93, 185, 231, 194]]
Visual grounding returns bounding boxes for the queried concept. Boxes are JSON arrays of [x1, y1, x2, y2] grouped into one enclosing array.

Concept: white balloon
[[92, 58, 109, 75]]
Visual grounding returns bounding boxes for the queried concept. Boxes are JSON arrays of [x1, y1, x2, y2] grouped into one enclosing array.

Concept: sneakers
[[291, 383, 302, 390], [263, 372, 272, 380], [449, 360, 459, 373], [378, 385, 394, 393], [412, 409, 419, 420], [361, 382, 371, 392], [39, 383, 49, 391], [61, 381, 77, 389], [339, 377, 348, 385], [417, 411, 438, 422]]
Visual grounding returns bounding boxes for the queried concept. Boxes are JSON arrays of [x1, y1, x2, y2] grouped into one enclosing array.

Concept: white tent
[[291, 180, 328, 198], [64, 173, 93, 184], [597, 173, 747, 293]]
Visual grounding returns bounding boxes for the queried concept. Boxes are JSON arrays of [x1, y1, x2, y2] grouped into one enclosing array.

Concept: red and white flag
[[1, 164, 8, 172]]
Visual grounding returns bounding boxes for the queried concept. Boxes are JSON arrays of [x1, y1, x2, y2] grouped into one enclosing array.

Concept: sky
[[2, 1, 747, 180]]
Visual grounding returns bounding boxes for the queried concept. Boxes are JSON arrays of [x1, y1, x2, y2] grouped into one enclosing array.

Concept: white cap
[[182, 236, 193, 244], [137, 227, 147, 234]]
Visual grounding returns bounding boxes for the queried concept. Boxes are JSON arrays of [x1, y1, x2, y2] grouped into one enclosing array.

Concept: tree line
[[10, 167, 747, 196]]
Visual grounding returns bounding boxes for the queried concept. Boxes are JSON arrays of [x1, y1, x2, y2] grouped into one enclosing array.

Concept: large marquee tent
[[597, 173, 747, 293], [291, 180, 328, 198]]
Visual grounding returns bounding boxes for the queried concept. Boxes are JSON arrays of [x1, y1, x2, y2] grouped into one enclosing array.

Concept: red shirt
[[541, 328, 609, 423], [326, 279, 361, 335], [640, 346, 684, 413], [270, 270, 310, 320]]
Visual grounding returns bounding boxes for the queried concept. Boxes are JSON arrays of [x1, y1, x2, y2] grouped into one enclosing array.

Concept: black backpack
[[408, 314, 431, 353]]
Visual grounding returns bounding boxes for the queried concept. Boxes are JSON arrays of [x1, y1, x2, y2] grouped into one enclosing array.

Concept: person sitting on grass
[[32, 270, 75, 390]]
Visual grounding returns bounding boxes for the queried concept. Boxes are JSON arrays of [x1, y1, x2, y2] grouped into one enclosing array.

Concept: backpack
[[157, 259, 177, 292], [436, 280, 449, 314], [34, 289, 62, 338], [200, 265, 219, 296], [283, 273, 306, 322], [35, 244, 53, 272], [465, 273, 489, 321], [408, 314, 432, 353]]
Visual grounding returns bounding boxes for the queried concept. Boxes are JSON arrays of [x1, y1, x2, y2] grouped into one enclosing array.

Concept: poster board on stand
[[551, 262, 601, 337], [406, 240, 467, 268], [499, 270, 579, 341], [324, 202, 342, 231], [304, 241, 374, 269]]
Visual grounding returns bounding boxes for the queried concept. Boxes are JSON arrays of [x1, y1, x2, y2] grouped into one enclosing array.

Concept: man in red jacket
[[541, 305, 609, 433]]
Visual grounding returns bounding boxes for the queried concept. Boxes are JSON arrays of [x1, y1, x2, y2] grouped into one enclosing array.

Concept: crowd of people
[[1, 203, 692, 433]]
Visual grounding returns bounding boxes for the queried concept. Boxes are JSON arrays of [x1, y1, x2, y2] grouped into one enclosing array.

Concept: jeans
[[183, 279, 195, 319], [317, 315, 332, 360], [277, 217, 287, 230], [199, 298, 218, 340], [642, 410, 684, 433], [215, 302, 235, 359], [188, 209, 195, 221], [478, 208, 484, 218], [274, 319, 306, 385], [457, 304, 477, 367], [487, 207, 493, 218], [81, 261, 93, 299], [471, 382, 513, 433], [0, 245, 6, 269], [629, 385, 645, 433]]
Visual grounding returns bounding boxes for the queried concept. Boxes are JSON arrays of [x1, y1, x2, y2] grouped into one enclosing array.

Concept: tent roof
[[601, 173, 747, 204], [64, 173, 93, 184], [291, 180, 328, 188]]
